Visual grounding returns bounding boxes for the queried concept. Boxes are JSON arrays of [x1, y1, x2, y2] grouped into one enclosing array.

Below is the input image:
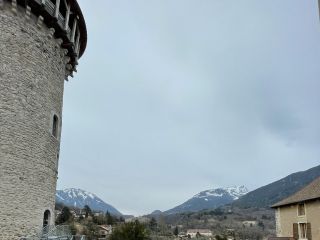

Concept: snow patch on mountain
[[164, 186, 249, 214], [194, 186, 248, 200], [56, 188, 122, 216]]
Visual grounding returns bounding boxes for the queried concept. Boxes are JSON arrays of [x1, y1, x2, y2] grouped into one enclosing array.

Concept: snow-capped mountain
[[165, 186, 248, 214], [194, 186, 248, 200], [56, 188, 122, 216]]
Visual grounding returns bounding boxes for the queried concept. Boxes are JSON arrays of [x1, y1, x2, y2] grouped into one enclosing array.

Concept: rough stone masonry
[[0, 0, 87, 239]]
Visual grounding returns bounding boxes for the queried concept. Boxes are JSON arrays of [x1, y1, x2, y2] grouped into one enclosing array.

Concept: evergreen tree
[[56, 207, 72, 224], [106, 211, 114, 225], [149, 217, 157, 231], [83, 221, 100, 240], [109, 220, 150, 240], [84, 205, 92, 218], [158, 215, 167, 235], [173, 226, 179, 236]]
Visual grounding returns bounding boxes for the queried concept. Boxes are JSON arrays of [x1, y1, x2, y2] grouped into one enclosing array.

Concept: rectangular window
[[298, 203, 305, 216], [299, 223, 307, 239]]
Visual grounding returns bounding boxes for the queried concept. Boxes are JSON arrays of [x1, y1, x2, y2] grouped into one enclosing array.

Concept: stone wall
[[0, 2, 68, 239]]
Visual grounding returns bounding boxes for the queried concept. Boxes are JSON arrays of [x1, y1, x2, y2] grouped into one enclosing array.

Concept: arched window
[[43, 210, 51, 227], [52, 115, 59, 138]]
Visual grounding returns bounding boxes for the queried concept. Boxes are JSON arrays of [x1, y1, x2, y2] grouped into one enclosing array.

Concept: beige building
[[271, 177, 320, 240], [98, 225, 113, 240], [186, 229, 212, 238], [242, 220, 258, 227]]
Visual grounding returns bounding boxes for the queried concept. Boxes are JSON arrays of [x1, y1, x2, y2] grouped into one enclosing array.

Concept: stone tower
[[0, 0, 87, 239]]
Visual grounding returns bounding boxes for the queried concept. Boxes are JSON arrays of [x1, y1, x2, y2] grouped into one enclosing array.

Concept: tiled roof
[[268, 238, 295, 240], [272, 177, 320, 208], [187, 229, 211, 233]]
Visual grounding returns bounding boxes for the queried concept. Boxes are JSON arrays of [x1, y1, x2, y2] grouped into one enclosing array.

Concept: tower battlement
[[1, 0, 87, 78]]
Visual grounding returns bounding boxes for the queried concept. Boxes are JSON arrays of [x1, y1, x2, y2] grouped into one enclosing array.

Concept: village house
[[177, 232, 187, 238], [242, 220, 258, 227], [270, 177, 320, 240], [98, 225, 113, 240], [186, 229, 212, 238]]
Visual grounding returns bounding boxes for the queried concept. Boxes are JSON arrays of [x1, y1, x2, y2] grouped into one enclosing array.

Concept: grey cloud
[[57, 0, 320, 215]]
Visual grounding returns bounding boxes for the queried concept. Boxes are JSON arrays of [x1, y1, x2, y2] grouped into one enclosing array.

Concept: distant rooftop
[[187, 229, 212, 233], [272, 176, 320, 208]]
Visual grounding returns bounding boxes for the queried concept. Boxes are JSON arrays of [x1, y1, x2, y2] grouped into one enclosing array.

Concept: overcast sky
[[57, 0, 320, 216]]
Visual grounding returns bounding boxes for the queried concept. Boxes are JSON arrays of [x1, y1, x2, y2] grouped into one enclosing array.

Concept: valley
[[55, 165, 320, 239]]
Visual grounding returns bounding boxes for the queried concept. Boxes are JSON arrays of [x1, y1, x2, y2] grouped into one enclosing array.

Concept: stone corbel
[[48, 28, 55, 39], [25, 6, 31, 21], [64, 56, 71, 64], [11, 0, 17, 14], [37, 15, 44, 29]]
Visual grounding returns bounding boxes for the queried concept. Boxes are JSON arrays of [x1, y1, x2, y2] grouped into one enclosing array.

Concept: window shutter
[[293, 223, 298, 240], [307, 223, 312, 240]]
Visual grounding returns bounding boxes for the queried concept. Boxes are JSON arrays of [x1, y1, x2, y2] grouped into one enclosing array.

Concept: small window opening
[[52, 115, 59, 138], [298, 203, 305, 216], [43, 210, 51, 228]]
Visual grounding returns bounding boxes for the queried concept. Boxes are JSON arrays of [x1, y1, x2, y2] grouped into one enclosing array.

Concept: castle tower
[[0, 0, 87, 239]]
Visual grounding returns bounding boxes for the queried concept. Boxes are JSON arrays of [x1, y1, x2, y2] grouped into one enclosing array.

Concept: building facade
[[186, 229, 213, 238], [271, 177, 320, 240], [0, 0, 87, 239]]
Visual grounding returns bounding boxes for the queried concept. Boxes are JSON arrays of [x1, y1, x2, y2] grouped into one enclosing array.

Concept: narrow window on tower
[[52, 114, 59, 138], [43, 210, 51, 228]]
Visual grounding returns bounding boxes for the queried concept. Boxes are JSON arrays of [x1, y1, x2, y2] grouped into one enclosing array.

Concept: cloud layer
[[57, 0, 320, 215]]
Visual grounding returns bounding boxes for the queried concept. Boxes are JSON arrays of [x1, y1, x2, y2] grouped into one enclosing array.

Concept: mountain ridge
[[164, 186, 248, 214], [56, 188, 122, 216], [232, 165, 320, 208]]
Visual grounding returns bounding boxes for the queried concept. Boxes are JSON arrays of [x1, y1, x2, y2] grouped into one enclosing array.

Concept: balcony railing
[[33, 0, 71, 33]]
